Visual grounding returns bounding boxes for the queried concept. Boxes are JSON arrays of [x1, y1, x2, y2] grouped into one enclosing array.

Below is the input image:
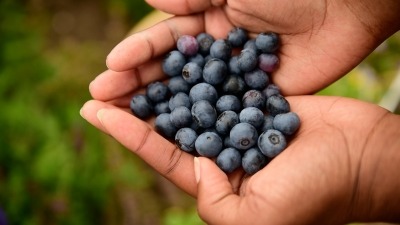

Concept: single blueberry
[[266, 94, 290, 116], [222, 74, 247, 96], [229, 123, 259, 150], [170, 106, 192, 128], [244, 68, 269, 90], [154, 100, 171, 115], [228, 55, 242, 75], [210, 39, 232, 61], [177, 35, 199, 56], [216, 148, 242, 173], [262, 84, 281, 98], [215, 110, 239, 136], [175, 128, 198, 152], [162, 50, 186, 77], [243, 39, 258, 54], [130, 94, 153, 119], [189, 82, 219, 104], [239, 107, 265, 129], [155, 113, 178, 139], [216, 95, 242, 113], [196, 33, 215, 56], [238, 49, 258, 72], [146, 81, 169, 103], [261, 115, 275, 132], [167, 76, 191, 95], [169, 92, 191, 111], [273, 112, 300, 136], [255, 32, 280, 53], [258, 129, 287, 158], [227, 27, 248, 47], [242, 147, 269, 175], [224, 136, 234, 148], [202, 58, 228, 85], [191, 100, 217, 128], [242, 90, 266, 109], [258, 53, 279, 73], [187, 53, 205, 68], [195, 132, 223, 157], [182, 62, 203, 84]]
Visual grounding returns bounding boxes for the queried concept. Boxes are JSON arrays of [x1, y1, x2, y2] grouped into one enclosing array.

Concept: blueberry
[[258, 129, 287, 158], [169, 92, 191, 111], [242, 147, 269, 175], [202, 58, 228, 85], [243, 39, 258, 54], [229, 123, 259, 150], [196, 33, 215, 56], [191, 100, 217, 128], [238, 49, 258, 72], [261, 115, 274, 132], [262, 84, 281, 98], [273, 112, 300, 136], [154, 100, 171, 115], [146, 81, 169, 103], [228, 55, 242, 75], [266, 94, 290, 116], [224, 136, 234, 148], [167, 76, 191, 95], [222, 74, 247, 96], [216, 95, 242, 114], [177, 35, 199, 56], [258, 53, 279, 73], [215, 110, 239, 136], [210, 39, 232, 61], [170, 106, 192, 128], [244, 68, 269, 90], [130, 94, 153, 119], [188, 53, 205, 67], [195, 132, 223, 157], [162, 50, 186, 77], [255, 32, 280, 53], [182, 62, 203, 84], [227, 27, 248, 47], [242, 90, 266, 109], [216, 148, 242, 173], [155, 113, 178, 139], [175, 128, 198, 152], [239, 107, 264, 129], [189, 82, 219, 104]]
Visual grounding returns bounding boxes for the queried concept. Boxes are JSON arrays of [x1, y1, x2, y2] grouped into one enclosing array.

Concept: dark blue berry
[[216, 95, 242, 113], [266, 94, 290, 116], [162, 50, 186, 77], [222, 74, 247, 96], [175, 128, 198, 152], [195, 132, 223, 157], [169, 92, 191, 111], [189, 82, 218, 104], [188, 53, 205, 67], [196, 33, 215, 56], [242, 147, 269, 175], [229, 123, 259, 150], [261, 115, 274, 132], [215, 110, 239, 136], [242, 90, 265, 109], [243, 39, 258, 54], [255, 32, 280, 53], [244, 69, 269, 90], [167, 76, 191, 95], [262, 84, 281, 98], [273, 112, 300, 135], [202, 58, 228, 85], [182, 62, 203, 84], [210, 39, 232, 61], [191, 100, 217, 128], [146, 81, 169, 103], [170, 106, 192, 128], [130, 94, 153, 119], [228, 55, 242, 75], [216, 148, 242, 173], [155, 113, 178, 139], [154, 100, 171, 115], [227, 27, 248, 47], [239, 107, 264, 129], [258, 129, 287, 158], [238, 49, 258, 72]]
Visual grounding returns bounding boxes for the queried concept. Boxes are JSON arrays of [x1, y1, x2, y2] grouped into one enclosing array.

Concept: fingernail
[[97, 109, 106, 127], [79, 107, 86, 120], [194, 157, 201, 183]]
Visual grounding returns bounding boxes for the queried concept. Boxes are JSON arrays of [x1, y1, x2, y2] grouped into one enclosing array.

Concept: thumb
[[194, 157, 241, 225]]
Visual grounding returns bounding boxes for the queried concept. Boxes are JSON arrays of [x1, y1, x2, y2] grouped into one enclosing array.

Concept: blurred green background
[[0, 0, 399, 225]]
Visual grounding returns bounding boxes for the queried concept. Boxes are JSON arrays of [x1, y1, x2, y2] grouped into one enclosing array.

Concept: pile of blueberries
[[130, 28, 300, 175]]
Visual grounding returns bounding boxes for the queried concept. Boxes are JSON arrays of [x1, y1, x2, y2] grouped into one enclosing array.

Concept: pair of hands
[[80, 0, 400, 224]]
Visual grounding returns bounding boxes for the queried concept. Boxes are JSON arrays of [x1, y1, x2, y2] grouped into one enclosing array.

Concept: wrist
[[348, 112, 400, 222]]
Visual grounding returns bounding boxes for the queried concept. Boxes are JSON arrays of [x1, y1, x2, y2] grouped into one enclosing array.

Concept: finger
[[145, 0, 225, 15], [106, 14, 204, 72], [90, 59, 166, 101], [195, 157, 242, 225], [88, 104, 198, 197]]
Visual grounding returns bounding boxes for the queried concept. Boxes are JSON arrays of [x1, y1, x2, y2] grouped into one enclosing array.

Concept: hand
[[106, 0, 400, 95], [81, 93, 400, 224]]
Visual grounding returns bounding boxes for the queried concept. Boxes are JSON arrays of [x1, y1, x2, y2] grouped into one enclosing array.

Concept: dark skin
[[80, 0, 400, 224]]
